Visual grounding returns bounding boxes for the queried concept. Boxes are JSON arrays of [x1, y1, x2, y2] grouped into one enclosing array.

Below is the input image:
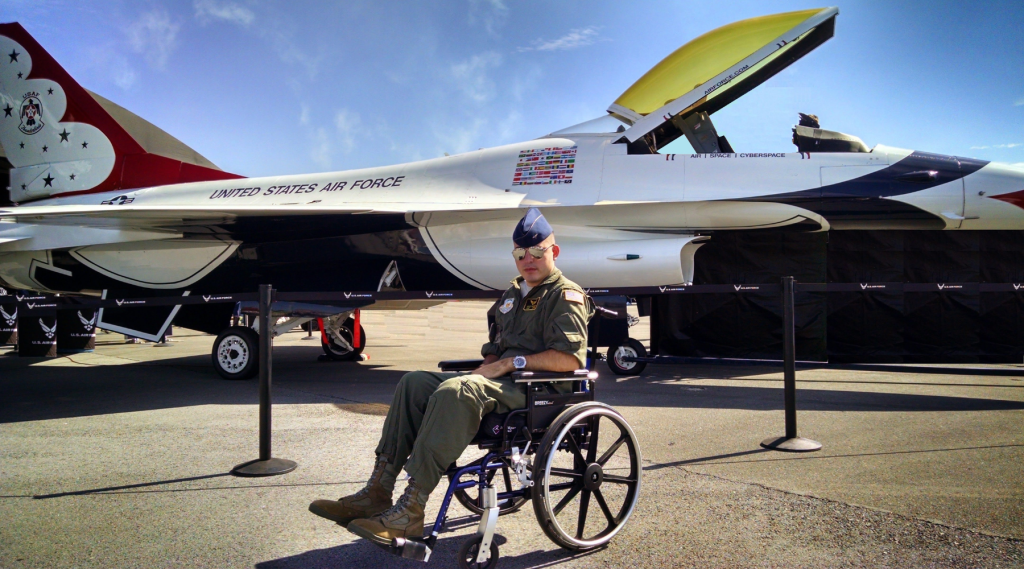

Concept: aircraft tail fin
[[0, 22, 243, 203]]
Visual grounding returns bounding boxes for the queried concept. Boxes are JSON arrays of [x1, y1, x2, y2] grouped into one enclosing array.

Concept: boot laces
[[379, 481, 418, 518], [348, 458, 387, 499]]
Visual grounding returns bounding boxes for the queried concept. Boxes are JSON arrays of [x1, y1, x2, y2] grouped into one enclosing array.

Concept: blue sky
[[3, 0, 1023, 177]]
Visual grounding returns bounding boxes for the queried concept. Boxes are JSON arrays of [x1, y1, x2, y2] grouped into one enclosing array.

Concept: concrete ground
[[1, 301, 1023, 568]]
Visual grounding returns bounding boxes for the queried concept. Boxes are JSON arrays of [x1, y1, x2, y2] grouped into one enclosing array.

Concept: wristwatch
[[513, 355, 527, 370]]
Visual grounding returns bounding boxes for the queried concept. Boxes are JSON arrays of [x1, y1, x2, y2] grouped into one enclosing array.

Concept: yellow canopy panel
[[611, 7, 838, 142]]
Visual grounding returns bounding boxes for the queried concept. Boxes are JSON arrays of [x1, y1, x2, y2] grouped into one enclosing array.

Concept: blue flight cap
[[512, 207, 553, 247]]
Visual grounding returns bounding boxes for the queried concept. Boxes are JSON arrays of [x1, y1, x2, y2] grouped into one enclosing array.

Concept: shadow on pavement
[[645, 442, 1024, 470], [0, 345, 408, 424], [5, 356, 1024, 425], [598, 379, 1024, 413], [255, 533, 603, 569]]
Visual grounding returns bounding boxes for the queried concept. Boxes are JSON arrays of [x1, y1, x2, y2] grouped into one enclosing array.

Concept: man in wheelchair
[[310, 208, 595, 548]]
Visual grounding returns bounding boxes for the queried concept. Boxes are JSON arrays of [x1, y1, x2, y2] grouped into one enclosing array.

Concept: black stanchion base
[[760, 436, 822, 452], [231, 457, 298, 477]]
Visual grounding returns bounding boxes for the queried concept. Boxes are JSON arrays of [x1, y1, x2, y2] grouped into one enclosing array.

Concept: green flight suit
[[375, 269, 594, 494]]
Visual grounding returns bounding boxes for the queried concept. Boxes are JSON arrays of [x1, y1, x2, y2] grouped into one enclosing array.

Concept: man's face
[[514, 235, 559, 287]]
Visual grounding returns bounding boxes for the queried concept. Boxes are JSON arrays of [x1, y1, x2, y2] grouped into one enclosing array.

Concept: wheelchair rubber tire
[[321, 317, 366, 361], [451, 456, 528, 516], [531, 402, 642, 551], [457, 535, 499, 569], [212, 326, 259, 380], [606, 338, 647, 376]]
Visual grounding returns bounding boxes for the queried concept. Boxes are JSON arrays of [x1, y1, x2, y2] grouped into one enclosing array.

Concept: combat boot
[[309, 455, 397, 527], [347, 477, 427, 547]]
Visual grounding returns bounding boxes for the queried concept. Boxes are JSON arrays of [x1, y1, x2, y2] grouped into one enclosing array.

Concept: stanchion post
[[232, 284, 298, 476], [760, 276, 821, 452]]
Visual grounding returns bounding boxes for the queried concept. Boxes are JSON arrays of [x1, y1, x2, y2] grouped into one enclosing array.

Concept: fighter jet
[[1, 7, 1022, 377]]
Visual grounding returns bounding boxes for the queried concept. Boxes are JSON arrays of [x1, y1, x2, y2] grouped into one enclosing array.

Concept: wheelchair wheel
[[532, 402, 641, 551], [457, 535, 499, 569], [450, 456, 528, 516], [606, 338, 647, 376]]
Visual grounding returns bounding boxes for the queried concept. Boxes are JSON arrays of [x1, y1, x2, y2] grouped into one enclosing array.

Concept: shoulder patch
[[563, 289, 585, 304], [499, 298, 515, 314]]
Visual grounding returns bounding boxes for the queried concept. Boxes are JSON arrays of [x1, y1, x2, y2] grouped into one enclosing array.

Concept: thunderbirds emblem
[[19, 92, 44, 135], [40, 318, 55, 339], [1, 306, 16, 326], [78, 311, 97, 332]]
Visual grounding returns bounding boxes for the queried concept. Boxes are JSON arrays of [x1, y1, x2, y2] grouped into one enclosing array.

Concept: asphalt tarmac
[[1, 301, 1023, 568]]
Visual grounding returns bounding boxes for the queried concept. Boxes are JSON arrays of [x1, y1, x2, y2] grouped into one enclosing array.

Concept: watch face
[[514, 356, 526, 369]]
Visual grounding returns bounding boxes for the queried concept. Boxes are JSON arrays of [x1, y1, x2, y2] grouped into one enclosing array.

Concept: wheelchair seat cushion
[[473, 411, 528, 443]]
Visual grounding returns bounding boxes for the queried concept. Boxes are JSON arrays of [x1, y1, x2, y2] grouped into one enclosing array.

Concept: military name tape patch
[[563, 289, 584, 304]]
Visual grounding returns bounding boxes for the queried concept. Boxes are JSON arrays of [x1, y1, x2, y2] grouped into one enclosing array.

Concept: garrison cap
[[512, 207, 553, 247]]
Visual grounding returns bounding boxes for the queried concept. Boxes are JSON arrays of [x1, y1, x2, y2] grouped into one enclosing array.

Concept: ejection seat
[[387, 360, 642, 569], [791, 112, 869, 153]]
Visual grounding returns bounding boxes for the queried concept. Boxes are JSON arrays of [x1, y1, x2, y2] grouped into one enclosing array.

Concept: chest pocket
[[494, 295, 517, 342]]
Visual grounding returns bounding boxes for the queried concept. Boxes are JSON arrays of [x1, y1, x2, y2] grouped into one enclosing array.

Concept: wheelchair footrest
[[390, 537, 432, 562]]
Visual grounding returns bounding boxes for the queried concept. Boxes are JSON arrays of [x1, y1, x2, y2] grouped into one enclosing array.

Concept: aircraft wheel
[[212, 326, 259, 380], [321, 317, 366, 361], [606, 338, 647, 375]]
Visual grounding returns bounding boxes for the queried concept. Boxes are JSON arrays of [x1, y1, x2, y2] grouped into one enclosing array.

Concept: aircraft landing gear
[[321, 315, 366, 361], [212, 326, 259, 380], [606, 338, 647, 376]]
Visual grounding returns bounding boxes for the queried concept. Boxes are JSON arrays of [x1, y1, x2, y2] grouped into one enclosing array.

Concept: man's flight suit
[[374, 268, 594, 494]]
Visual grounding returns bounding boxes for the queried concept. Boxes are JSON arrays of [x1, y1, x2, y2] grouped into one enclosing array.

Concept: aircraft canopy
[[611, 7, 838, 148]]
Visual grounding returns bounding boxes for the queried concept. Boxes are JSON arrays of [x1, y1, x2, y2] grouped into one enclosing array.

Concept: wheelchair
[[388, 359, 642, 569]]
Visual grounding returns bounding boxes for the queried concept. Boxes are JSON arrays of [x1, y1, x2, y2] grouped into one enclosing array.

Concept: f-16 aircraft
[[1, 7, 1022, 377]]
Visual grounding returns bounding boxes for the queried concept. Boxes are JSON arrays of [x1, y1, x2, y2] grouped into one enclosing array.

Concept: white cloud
[[191, 2, 318, 77], [518, 27, 601, 52], [468, 0, 508, 36], [334, 109, 362, 153], [1015, 97, 1024, 107], [194, 0, 255, 26], [299, 103, 310, 126], [451, 52, 502, 103], [434, 117, 488, 155], [969, 143, 1022, 150], [112, 58, 137, 90], [126, 8, 180, 69], [310, 127, 331, 169], [88, 46, 137, 90]]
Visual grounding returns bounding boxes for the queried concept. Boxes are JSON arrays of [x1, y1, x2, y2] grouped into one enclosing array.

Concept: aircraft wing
[[0, 204, 386, 229]]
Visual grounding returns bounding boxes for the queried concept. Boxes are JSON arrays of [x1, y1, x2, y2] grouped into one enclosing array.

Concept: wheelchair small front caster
[[458, 535, 499, 569]]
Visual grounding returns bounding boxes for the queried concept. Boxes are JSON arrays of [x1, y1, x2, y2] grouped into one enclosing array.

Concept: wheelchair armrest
[[438, 359, 484, 372], [513, 369, 596, 383]]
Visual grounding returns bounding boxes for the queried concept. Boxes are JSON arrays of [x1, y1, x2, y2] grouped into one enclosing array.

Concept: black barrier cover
[[980, 291, 1024, 363], [57, 309, 97, 353], [652, 230, 828, 361], [18, 314, 57, 357], [0, 300, 16, 345], [823, 231, 1024, 362], [651, 230, 1024, 363]]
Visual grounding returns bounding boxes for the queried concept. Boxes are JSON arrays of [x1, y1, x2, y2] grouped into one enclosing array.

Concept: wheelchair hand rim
[[539, 405, 642, 548]]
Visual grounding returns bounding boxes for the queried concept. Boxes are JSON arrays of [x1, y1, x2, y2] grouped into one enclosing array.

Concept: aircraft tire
[[606, 338, 647, 376], [321, 317, 366, 361], [212, 326, 259, 380]]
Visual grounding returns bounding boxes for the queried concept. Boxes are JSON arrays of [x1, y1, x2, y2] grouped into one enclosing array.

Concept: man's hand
[[473, 350, 580, 379], [475, 357, 513, 379]]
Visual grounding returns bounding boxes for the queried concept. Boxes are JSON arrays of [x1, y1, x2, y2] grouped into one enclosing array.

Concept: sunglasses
[[512, 244, 554, 260]]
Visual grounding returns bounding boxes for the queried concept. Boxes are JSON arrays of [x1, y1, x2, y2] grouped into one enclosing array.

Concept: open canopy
[[611, 7, 838, 149]]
